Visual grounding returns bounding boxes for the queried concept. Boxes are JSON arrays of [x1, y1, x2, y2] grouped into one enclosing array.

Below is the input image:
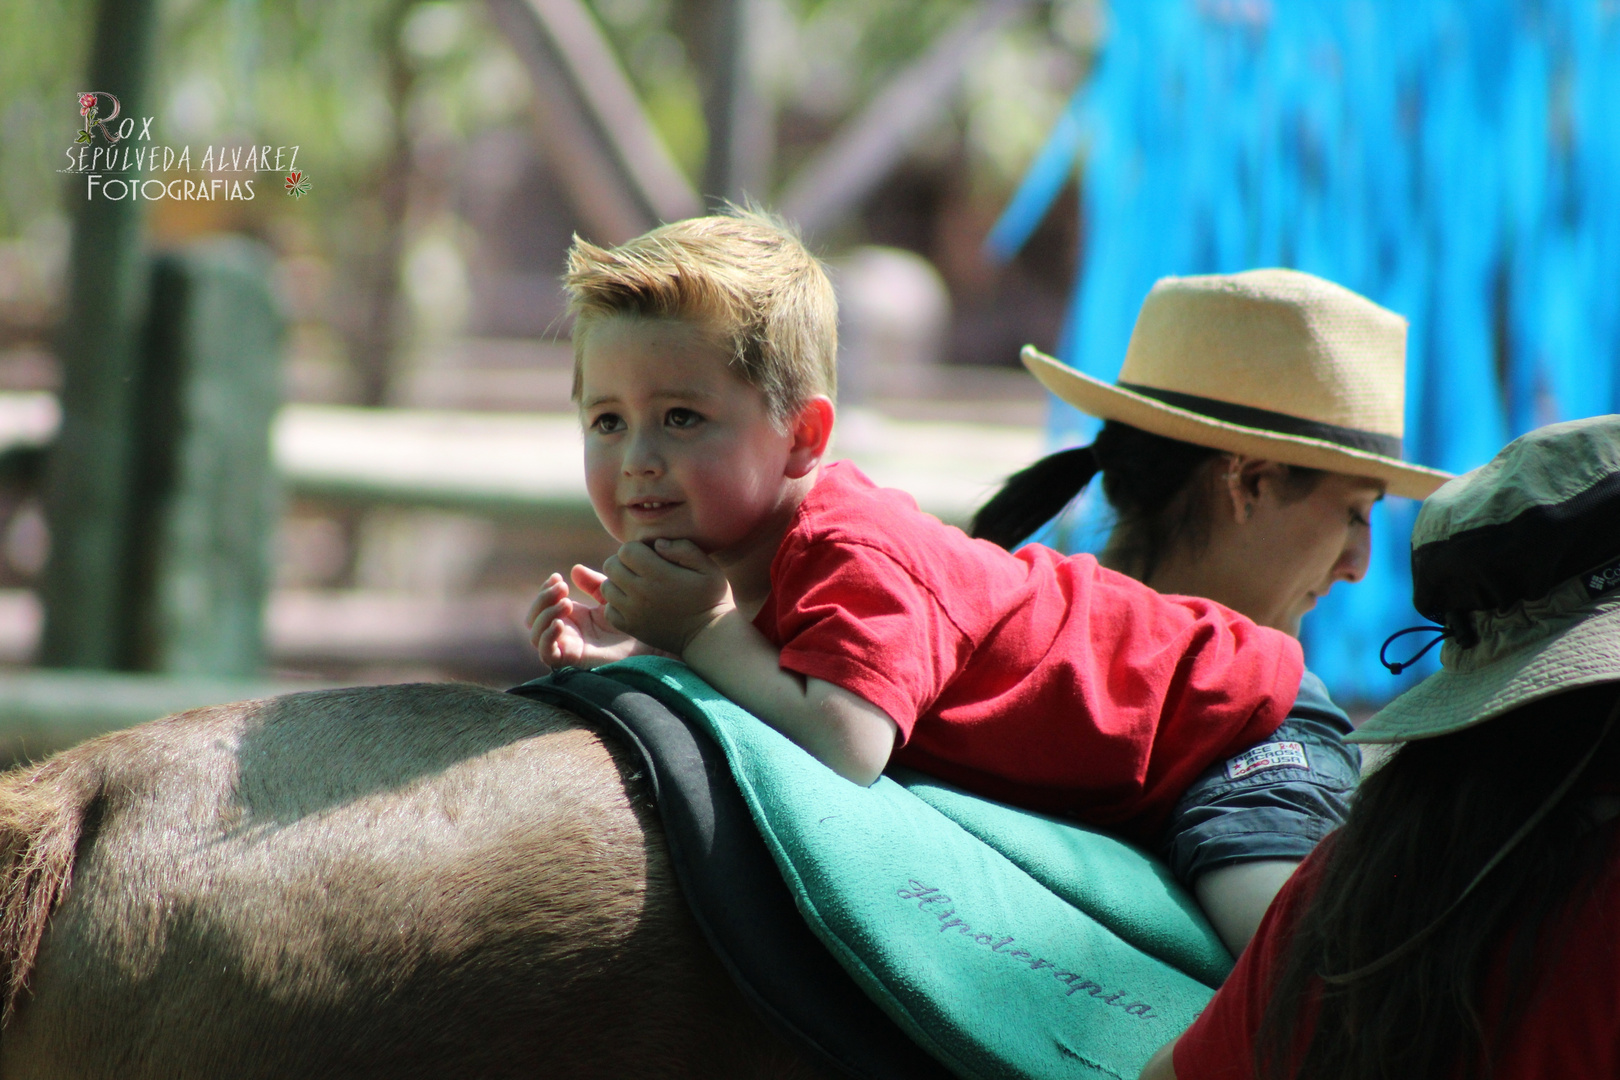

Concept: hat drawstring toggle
[[1379, 624, 1452, 675]]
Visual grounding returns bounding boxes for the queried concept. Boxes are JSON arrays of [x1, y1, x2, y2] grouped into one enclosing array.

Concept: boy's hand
[[525, 568, 662, 670], [600, 539, 733, 655]]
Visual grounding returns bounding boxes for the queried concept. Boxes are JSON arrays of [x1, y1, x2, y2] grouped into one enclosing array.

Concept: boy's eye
[[665, 408, 703, 429], [589, 412, 625, 434]]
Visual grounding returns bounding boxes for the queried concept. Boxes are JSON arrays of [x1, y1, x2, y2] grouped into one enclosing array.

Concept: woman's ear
[[1219, 454, 1251, 523], [1222, 456, 1288, 523], [785, 396, 835, 479]]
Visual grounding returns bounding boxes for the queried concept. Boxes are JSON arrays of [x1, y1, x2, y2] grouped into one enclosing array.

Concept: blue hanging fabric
[[984, 87, 1090, 263], [986, 0, 1620, 705]]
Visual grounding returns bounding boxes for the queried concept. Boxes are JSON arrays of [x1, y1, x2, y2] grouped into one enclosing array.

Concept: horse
[[0, 681, 841, 1079]]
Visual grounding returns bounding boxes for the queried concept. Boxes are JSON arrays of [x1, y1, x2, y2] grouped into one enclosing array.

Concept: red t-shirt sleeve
[[768, 535, 969, 741]]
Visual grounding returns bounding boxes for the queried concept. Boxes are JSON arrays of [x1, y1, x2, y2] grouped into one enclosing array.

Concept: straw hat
[[1020, 269, 1452, 499], [1351, 415, 1620, 743]]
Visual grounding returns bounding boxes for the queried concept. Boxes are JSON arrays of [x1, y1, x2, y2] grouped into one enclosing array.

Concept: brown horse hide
[[0, 683, 837, 1079]]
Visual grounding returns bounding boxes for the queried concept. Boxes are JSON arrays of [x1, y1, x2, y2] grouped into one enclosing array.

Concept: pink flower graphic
[[76, 91, 121, 144], [284, 171, 312, 198]]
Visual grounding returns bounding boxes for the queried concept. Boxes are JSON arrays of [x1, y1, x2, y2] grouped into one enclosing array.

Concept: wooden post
[[123, 238, 284, 676], [39, 0, 161, 668]]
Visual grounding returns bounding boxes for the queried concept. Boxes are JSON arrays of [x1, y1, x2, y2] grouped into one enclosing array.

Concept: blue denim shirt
[[1157, 670, 1362, 884]]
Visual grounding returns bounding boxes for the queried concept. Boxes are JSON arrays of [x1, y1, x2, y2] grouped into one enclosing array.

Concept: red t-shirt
[[1174, 834, 1620, 1079], [752, 461, 1304, 844]]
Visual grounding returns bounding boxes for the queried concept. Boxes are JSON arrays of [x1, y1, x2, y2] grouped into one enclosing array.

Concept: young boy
[[528, 211, 1315, 928]]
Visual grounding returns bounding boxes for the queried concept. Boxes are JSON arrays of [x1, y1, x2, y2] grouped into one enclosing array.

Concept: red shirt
[[753, 461, 1303, 843], [1174, 835, 1620, 1079]]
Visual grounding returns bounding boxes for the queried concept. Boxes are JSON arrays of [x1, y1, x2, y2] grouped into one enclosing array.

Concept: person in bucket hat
[[1142, 415, 1620, 1080], [1355, 414, 1620, 741], [975, 269, 1452, 952]]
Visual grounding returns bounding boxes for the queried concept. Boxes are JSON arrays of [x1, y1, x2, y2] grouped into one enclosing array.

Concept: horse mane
[[0, 746, 107, 1027]]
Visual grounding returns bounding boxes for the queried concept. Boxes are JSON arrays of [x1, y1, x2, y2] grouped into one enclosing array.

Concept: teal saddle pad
[[602, 658, 1233, 1080]]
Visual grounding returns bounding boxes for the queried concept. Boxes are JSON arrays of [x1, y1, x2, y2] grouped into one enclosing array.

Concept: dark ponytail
[[971, 422, 1224, 581], [969, 445, 1100, 550]]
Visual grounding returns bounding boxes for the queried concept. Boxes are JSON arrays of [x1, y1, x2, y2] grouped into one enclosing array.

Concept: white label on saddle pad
[[1224, 741, 1308, 781]]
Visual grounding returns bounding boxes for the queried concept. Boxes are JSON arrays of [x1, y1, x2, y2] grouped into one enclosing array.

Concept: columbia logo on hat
[[1587, 559, 1620, 597]]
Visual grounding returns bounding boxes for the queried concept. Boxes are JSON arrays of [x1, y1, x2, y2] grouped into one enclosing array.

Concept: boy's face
[[578, 316, 802, 564]]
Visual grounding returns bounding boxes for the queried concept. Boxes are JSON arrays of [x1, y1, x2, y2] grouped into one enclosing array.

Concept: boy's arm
[[681, 608, 899, 786], [601, 540, 899, 786]]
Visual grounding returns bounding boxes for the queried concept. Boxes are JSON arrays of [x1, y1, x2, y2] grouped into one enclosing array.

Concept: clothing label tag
[[1225, 741, 1308, 781], [1585, 555, 1620, 599]]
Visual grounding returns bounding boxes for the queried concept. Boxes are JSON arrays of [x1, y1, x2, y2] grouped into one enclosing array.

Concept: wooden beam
[[271, 403, 1041, 525], [485, 0, 702, 242], [0, 669, 330, 766], [778, 0, 1034, 237], [7, 395, 1044, 527]]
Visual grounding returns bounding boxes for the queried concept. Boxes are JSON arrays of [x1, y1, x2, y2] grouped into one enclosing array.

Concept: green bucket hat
[[1351, 415, 1620, 744]]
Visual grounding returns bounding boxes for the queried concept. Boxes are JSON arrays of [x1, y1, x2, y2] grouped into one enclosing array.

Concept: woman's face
[[1149, 459, 1383, 636], [1244, 470, 1383, 634]]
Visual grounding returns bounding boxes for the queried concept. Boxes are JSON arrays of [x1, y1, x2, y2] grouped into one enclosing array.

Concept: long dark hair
[[1257, 682, 1620, 1080], [970, 421, 1320, 580]]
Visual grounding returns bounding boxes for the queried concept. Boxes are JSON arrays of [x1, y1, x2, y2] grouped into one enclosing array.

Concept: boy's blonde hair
[[564, 209, 837, 425]]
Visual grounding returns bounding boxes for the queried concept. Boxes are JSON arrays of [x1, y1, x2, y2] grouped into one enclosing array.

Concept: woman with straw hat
[[974, 269, 1452, 952], [1140, 416, 1620, 1079]]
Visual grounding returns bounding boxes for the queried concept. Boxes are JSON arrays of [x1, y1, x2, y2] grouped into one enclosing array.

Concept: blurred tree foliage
[[0, 0, 95, 239], [0, 0, 1091, 371], [0, 0, 94, 336]]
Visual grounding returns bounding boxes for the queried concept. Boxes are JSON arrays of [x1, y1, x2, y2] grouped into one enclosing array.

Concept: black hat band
[[1117, 383, 1404, 459], [1412, 468, 1620, 620]]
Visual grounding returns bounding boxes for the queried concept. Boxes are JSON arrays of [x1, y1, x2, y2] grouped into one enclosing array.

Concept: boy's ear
[[785, 396, 835, 479]]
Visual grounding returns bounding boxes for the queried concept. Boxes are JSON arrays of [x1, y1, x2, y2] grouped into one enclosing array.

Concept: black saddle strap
[[509, 671, 940, 1080]]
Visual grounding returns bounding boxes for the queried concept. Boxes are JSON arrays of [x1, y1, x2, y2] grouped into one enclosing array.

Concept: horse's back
[[0, 682, 825, 1079]]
